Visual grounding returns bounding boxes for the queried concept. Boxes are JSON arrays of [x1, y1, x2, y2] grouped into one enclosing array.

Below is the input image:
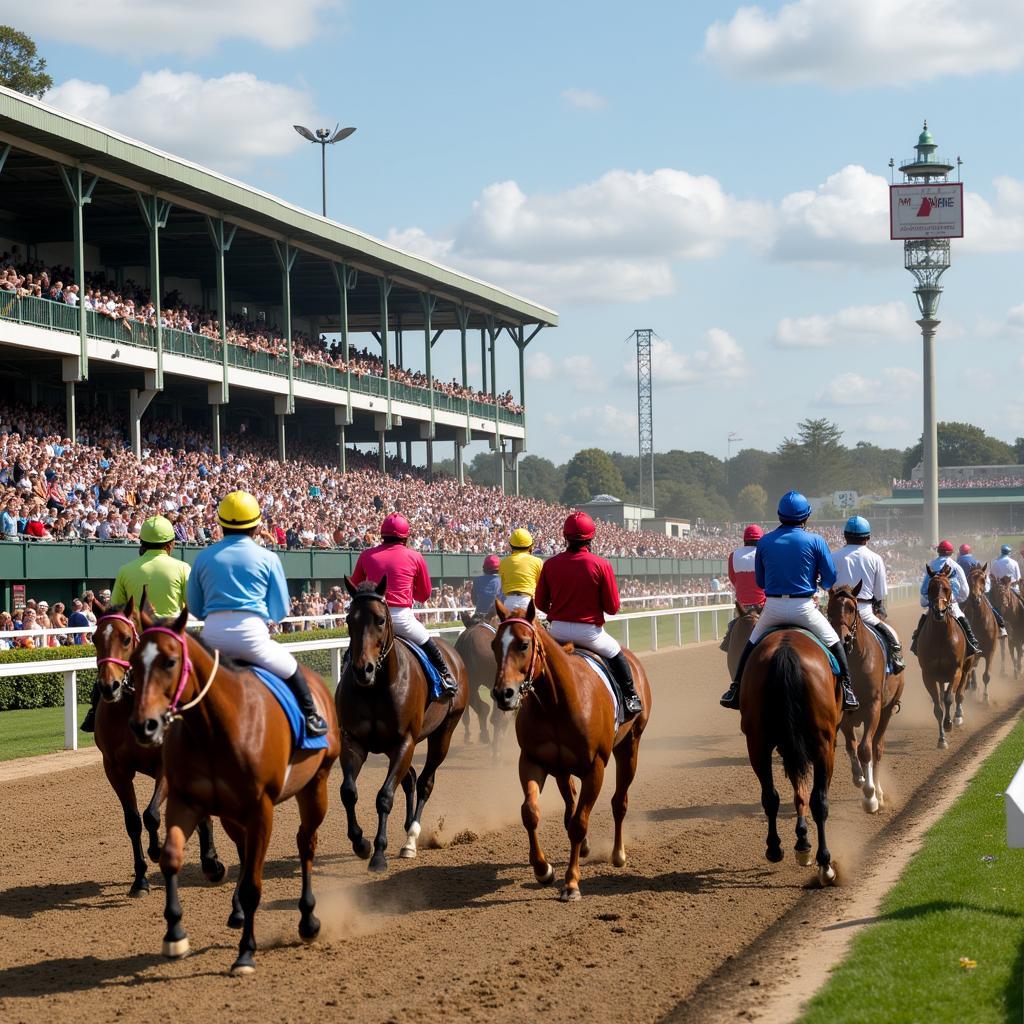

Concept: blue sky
[[21, 0, 1024, 464]]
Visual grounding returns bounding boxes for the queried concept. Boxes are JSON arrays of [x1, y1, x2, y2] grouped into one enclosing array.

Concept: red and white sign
[[890, 182, 963, 240]]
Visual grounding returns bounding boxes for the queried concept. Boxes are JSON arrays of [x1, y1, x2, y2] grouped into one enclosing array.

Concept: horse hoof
[[954, 716, 964, 727], [353, 838, 372, 860], [162, 937, 190, 959], [984, 693, 990, 704], [299, 915, 321, 942], [938, 738, 948, 750], [612, 849, 626, 868], [227, 911, 245, 930], [817, 863, 837, 887], [399, 846, 417, 859], [863, 796, 880, 814], [368, 857, 388, 874], [536, 864, 555, 885], [147, 846, 161, 864], [765, 846, 784, 864], [203, 859, 227, 885], [229, 961, 256, 977], [851, 775, 865, 789], [794, 848, 813, 867], [558, 886, 582, 902]]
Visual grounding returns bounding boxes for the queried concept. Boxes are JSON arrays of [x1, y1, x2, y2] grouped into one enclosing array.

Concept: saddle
[[249, 667, 328, 752], [397, 637, 448, 703], [569, 648, 625, 726], [753, 627, 840, 677]]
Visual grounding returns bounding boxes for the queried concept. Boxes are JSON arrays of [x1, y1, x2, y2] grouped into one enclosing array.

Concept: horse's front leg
[[231, 796, 274, 976], [159, 795, 202, 958], [943, 678, 955, 730], [103, 759, 149, 897], [142, 772, 166, 865], [519, 755, 552, 884], [197, 817, 226, 884], [561, 759, 605, 902], [370, 736, 416, 873], [402, 716, 459, 860], [339, 736, 371, 860], [839, 718, 863, 787]]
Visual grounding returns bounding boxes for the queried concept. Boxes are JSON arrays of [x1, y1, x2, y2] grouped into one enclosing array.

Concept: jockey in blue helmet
[[721, 491, 858, 712]]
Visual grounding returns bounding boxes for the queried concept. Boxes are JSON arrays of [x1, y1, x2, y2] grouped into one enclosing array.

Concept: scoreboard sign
[[890, 182, 963, 240]]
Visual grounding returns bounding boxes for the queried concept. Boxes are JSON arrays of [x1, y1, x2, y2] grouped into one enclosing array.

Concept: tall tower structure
[[631, 329, 655, 510]]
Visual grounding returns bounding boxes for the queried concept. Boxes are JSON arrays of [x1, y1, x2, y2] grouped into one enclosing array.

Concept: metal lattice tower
[[632, 329, 655, 510]]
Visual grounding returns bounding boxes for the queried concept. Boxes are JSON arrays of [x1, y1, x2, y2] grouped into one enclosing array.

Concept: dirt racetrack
[[1, 604, 1021, 1024]]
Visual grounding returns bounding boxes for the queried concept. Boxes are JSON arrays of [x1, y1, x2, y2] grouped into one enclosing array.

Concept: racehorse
[[338, 577, 468, 872], [991, 575, 1024, 679], [740, 629, 841, 885], [129, 607, 340, 975], [965, 564, 999, 701], [917, 566, 971, 749], [723, 602, 761, 681], [492, 599, 651, 902], [92, 596, 224, 896], [826, 584, 904, 814], [456, 612, 510, 756]]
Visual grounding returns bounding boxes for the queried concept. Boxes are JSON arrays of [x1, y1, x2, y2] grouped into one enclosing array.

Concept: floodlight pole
[[293, 124, 357, 218]]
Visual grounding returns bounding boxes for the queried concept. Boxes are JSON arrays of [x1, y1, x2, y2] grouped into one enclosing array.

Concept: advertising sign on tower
[[890, 182, 964, 240]]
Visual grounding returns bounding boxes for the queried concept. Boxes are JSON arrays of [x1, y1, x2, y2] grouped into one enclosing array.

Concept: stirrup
[[304, 712, 328, 737], [623, 692, 643, 717], [720, 683, 740, 710], [841, 683, 860, 712]]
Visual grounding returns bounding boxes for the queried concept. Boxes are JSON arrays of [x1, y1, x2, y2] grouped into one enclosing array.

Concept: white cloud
[[527, 353, 606, 392], [562, 88, 608, 110], [45, 71, 319, 174], [542, 404, 637, 444], [21, 0, 343, 56], [389, 170, 771, 306], [773, 301, 914, 348], [619, 330, 748, 387], [862, 414, 911, 433], [818, 368, 920, 406], [705, 0, 1024, 89]]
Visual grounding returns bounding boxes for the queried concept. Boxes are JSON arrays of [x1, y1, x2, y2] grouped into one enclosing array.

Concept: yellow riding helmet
[[140, 515, 175, 545], [217, 490, 262, 530], [510, 528, 533, 549]]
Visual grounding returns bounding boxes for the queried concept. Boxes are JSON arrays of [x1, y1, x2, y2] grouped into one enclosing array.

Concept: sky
[[19, 0, 1024, 465]]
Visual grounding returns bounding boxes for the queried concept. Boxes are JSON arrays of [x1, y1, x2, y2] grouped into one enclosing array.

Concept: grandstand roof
[[0, 87, 557, 332]]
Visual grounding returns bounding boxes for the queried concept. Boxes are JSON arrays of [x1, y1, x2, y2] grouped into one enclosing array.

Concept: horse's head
[[735, 601, 761, 622], [94, 595, 142, 705], [968, 563, 989, 599], [926, 564, 953, 619], [129, 606, 191, 747], [492, 598, 543, 711], [344, 575, 392, 686], [827, 581, 862, 652]]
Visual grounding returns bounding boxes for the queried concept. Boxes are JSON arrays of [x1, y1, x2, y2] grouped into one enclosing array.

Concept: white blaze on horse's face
[[492, 624, 532, 711]]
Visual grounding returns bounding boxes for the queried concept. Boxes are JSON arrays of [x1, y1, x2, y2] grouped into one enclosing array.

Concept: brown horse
[[92, 596, 224, 896], [917, 566, 971, 749], [827, 584, 904, 814], [129, 607, 340, 975], [492, 600, 651, 902], [338, 577, 468, 872], [723, 603, 761, 680], [456, 613, 510, 756], [991, 575, 1024, 679], [965, 564, 999, 701], [740, 630, 841, 885]]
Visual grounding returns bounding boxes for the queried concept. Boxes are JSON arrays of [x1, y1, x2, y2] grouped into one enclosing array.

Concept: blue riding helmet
[[777, 490, 811, 524], [1002, 544, 1013, 556], [845, 515, 870, 536]]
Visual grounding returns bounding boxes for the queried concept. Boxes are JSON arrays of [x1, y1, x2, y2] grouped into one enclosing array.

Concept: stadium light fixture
[[293, 123, 357, 218]]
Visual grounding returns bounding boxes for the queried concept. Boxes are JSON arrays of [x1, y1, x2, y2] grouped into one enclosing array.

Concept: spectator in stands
[[67, 598, 91, 644]]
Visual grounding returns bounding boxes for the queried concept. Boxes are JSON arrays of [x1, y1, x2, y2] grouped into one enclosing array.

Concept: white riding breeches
[[202, 611, 298, 680], [389, 606, 430, 645], [547, 620, 621, 658], [502, 593, 532, 614], [920, 596, 964, 618], [857, 601, 901, 643], [747, 596, 840, 648]]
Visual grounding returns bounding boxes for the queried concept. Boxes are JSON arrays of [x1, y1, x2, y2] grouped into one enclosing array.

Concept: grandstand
[[0, 87, 556, 493]]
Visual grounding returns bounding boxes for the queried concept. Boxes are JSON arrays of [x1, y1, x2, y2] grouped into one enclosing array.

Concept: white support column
[[129, 371, 159, 459], [64, 670, 78, 751]]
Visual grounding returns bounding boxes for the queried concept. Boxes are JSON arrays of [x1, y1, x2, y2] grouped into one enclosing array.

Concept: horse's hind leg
[[555, 775, 581, 855], [402, 715, 460, 859], [159, 796, 202, 958], [340, 737, 371, 860], [294, 769, 331, 943], [858, 701, 881, 814], [142, 772, 165, 864], [400, 765, 418, 834], [371, 737, 415, 872], [197, 817, 226, 884], [491, 704, 509, 763], [793, 776, 812, 867], [221, 820, 246, 930], [810, 755, 836, 886], [519, 755, 553, 885], [231, 797, 274, 976], [873, 700, 897, 810], [747, 736, 782, 863], [561, 759, 605, 902], [610, 730, 642, 869], [840, 718, 863, 787], [104, 759, 149, 897]]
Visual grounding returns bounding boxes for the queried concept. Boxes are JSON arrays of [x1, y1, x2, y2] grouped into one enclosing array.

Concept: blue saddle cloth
[[397, 638, 446, 702], [864, 623, 896, 676], [756, 627, 840, 676], [250, 667, 329, 751]]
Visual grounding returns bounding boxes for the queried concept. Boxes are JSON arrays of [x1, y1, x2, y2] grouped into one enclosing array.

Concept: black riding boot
[[286, 667, 328, 737], [828, 642, 859, 712], [879, 624, 906, 673], [719, 618, 735, 652], [609, 652, 643, 717], [958, 615, 983, 657], [80, 681, 101, 733], [910, 613, 927, 655], [988, 598, 1008, 636], [421, 638, 458, 699], [721, 640, 755, 709]]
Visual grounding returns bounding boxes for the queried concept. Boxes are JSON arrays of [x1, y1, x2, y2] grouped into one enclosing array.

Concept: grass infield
[[0, 702, 94, 761], [798, 714, 1024, 1024]]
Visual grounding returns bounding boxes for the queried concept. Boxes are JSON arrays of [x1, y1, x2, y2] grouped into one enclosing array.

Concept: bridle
[[346, 591, 395, 675], [96, 612, 140, 692], [138, 626, 219, 724], [495, 617, 547, 699], [830, 591, 859, 653], [928, 577, 952, 620]]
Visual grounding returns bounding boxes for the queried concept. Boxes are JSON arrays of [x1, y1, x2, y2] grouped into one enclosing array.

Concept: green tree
[[847, 441, 904, 493], [516, 455, 564, 503], [902, 422, 1016, 478], [561, 448, 626, 504], [0, 27, 52, 98], [775, 418, 847, 495], [735, 483, 768, 522], [655, 478, 731, 523], [724, 448, 775, 502]]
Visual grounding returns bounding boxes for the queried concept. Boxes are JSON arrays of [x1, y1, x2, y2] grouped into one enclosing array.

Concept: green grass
[[798, 715, 1024, 1024], [0, 703, 94, 761]]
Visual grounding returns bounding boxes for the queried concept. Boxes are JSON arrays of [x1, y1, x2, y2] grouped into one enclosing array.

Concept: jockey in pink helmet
[[719, 524, 766, 654], [472, 555, 503, 618]]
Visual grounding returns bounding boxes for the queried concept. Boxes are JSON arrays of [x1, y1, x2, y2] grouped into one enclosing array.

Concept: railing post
[[651, 614, 659, 653], [330, 647, 343, 685], [623, 618, 631, 649], [675, 612, 682, 647], [713, 608, 719, 639], [695, 613, 701, 644], [64, 669, 78, 751]]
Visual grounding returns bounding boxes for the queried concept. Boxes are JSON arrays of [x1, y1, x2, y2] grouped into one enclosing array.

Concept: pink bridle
[[139, 626, 196, 717], [495, 617, 544, 692], [96, 613, 141, 674]]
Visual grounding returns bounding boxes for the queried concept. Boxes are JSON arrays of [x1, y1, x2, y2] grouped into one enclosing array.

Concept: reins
[[347, 591, 395, 674], [138, 626, 220, 724], [495, 617, 548, 701]]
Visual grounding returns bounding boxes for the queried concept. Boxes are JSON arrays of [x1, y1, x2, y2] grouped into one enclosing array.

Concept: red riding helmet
[[381, 513, 410, 539], [563, 511, 596, 541], [937, 539, 954, 555], [743, 524, 764, 544], [959, 543, 971, 555], [483, 554, 500, 573]]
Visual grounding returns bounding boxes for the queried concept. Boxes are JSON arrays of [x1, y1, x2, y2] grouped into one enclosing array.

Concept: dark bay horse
[[917, 566, 971, 749], [338, 577, 468, 872], [723, 603, 761, 681], [827, 584, 904, 814], [991, 576, 1024, 679], [92, 596, 224, 896], [492, 600, 651, 902], [740, 630, 841, 885], [130, 607, 340, 975], [965, 564, 999, 701], [456, 612, 510, 756]]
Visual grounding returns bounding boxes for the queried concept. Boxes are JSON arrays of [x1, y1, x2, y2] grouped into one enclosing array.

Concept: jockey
[[957, 543, 977, 575], [499, 527, 543, 614], [831, 515, 906, 672], [534, 511, 643, 717], [472, 555, 502, 617], [719, 524, 766, 652], [720, 491, 858, 713], [350, 513, 458, 699], [187, 491, 328, 737], [959, 543, 1008, 637], [81, 514, 191, 733], [909, 540, 982, 657], [992, 544, 1022, 591]]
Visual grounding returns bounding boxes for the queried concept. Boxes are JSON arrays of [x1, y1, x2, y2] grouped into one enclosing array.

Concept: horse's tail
[[768, 640, 813, 785]]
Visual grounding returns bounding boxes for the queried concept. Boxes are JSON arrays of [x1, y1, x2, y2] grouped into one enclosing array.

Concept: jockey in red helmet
[[533, 511, 642, 717], [909, 540, 982, 658], [718, 524, 767, 654]]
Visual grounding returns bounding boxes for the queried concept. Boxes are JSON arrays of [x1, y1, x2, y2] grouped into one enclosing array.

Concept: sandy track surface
[[1, 605, 1019, 1024]]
